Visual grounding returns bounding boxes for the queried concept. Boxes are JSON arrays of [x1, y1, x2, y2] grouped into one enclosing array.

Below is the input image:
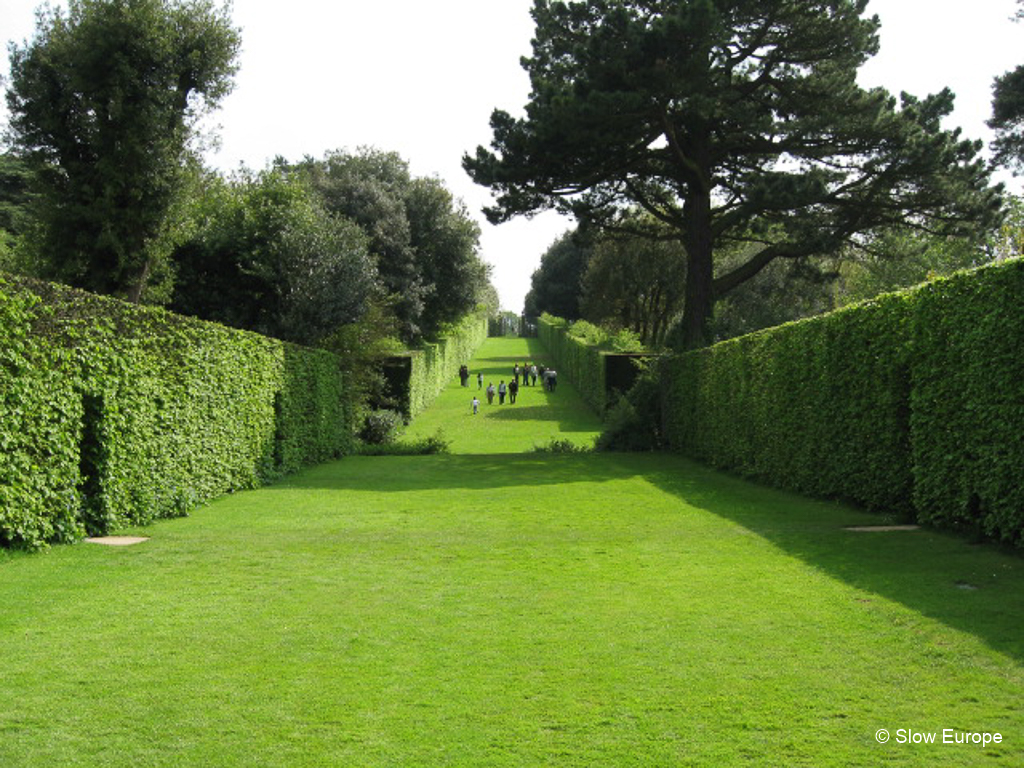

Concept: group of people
[[467, 361, 558, 414]]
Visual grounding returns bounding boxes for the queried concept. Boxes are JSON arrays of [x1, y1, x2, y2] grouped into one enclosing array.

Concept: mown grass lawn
[[1, 338, 1021, 767]]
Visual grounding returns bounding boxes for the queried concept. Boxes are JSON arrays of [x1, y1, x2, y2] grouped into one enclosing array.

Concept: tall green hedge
[[661, 258, 1024, 546], [910, 263, 1024, 542], [536, 316, 608, 412], [405, 310, 488, 419], [0, 274, 353, 549]]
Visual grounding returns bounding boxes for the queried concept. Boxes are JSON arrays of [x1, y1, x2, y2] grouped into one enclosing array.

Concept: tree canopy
[[523, 229, 593, 320], [5, 0, 240, 302], [581, 222, 687, 347], [466, 0, 1003, 348], [989, 1, 1024, 172], [287, 148, 490, 343], [170, 170, 377, 346]]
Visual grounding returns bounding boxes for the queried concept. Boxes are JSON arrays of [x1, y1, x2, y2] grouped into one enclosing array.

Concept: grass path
[[1, 338, 1022, 766], [400, 336, 604, 453]]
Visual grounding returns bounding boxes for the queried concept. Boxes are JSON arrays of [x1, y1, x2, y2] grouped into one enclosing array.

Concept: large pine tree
[[465, 0, 1002, 348]]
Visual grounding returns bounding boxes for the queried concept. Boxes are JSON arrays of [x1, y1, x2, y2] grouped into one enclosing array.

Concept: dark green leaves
[[5, 0, 240, 302], [663, 259, 1024, 547], [467, 0, 1001, 348]]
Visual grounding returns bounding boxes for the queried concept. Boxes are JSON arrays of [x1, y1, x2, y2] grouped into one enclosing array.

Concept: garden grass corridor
[[0, 336, 1021, 766], [399, 336, 604, 454]]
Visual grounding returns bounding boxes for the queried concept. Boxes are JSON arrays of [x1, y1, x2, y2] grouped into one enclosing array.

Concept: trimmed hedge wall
[[1, 274, 353, 549], [537, 315, 650, 413], [661, 258, 1024, 546], [536, 315, 607, 412], [910, 263, 1024, 542], [403, 310, 488, 419]]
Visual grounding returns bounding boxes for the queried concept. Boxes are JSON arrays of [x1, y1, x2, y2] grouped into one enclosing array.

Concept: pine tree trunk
[[680, 187, 714, 350]]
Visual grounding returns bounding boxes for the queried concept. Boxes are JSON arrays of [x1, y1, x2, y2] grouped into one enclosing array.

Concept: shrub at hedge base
[[661, 259, 1024, 546], [0, 274, 353, 550]]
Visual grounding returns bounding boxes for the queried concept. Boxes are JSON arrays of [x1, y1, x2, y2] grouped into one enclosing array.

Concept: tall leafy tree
[[287, 149, 425, 341], [708, 250, 841, 342], [171, 170, 377, 346], [404, 176, 490, 334], [834, 227, 992, 308], [5, 0, 240, 303], [288, 148, 489, 343], [466, 0, 1002, 348], [0, 153, 35, 271], [581, 223, 687, 347], [523, 228, 593, 319], [0, 153, 34, 238]]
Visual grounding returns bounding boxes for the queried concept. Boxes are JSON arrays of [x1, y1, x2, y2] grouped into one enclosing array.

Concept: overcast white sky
[[3, 0, 1023, 310]]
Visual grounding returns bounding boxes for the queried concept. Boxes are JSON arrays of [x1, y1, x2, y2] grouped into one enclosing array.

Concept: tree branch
[[712, 244, 784, 297]]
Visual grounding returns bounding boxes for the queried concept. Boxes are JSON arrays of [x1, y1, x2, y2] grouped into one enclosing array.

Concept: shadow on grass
[[639, 457, 1024, 665], [283, 451, 1024, 663], [484, 404, 563, 421], [281, 453, 639, 495]]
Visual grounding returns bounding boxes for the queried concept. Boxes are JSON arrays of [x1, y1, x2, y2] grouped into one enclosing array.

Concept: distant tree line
[[526, 200, 1024, 349], [8, 0, 1024, 366]]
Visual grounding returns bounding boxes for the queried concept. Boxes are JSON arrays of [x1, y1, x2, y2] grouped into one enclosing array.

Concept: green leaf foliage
[[664, 292, 913, 514], [524, 229, 593, 320], [910, 262, 1024, 543], [467, 0, 1003, 348], [661, 258, 1024, 546], [0, 272, 353, 550], [403, 311, 489, 419], [284, 149, 490, 345], [537, 314, 645, 413], [538, 315, 607, 414], [170, 170, 376, 346], [5, 0, 240, 302]]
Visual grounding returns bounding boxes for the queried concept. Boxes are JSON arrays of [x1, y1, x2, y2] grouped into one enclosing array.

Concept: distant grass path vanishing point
[[400, 336, 604, 453], [0, 337, 1022, 766]]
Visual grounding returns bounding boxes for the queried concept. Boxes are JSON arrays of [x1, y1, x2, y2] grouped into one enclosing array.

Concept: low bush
[[596, 368, 664, 452], [532, 438, 593, 454], [359, 409, 405, 445], [357, 430, 451, 456]]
